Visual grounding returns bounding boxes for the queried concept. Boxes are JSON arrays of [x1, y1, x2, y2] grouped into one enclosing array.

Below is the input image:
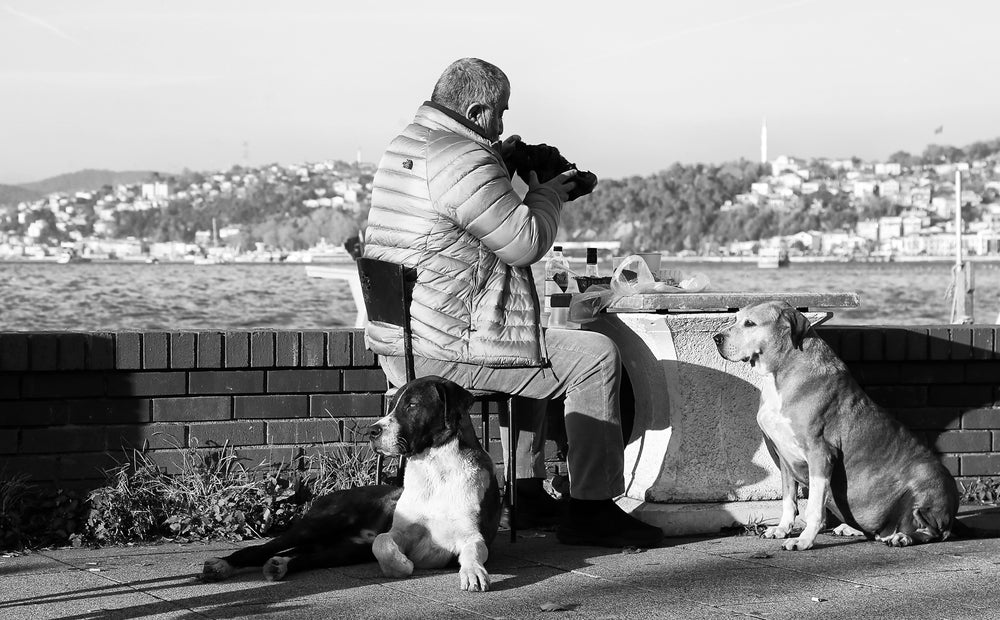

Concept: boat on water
[[56, 250, 91, 264], [757, 247, 789, 269]]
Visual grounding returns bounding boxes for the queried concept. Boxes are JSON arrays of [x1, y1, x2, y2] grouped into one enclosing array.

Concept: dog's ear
[[434, 378, 474, 431], [782, 304, 812, 350]]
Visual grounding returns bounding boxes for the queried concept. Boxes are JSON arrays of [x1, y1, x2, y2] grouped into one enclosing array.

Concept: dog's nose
[[713, 333, 725, 345], [368, 424, 382, 440]]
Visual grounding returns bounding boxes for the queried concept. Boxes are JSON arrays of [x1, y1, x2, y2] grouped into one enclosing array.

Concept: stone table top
[[606, 290, 861, 313]]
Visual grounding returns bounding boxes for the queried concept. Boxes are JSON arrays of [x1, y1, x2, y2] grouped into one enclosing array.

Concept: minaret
[[356, 147, 362, 166], [760, 118, 768, 164]]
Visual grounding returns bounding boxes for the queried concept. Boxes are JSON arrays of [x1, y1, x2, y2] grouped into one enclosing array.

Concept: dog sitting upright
[[370, 375, 501, 592], [202, 376, 499, 590], [714, 301, 958, 551]]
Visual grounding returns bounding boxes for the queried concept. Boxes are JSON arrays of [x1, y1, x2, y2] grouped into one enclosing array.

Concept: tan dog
[[369, 376, 501, 591], [714, 301, 958, 550]]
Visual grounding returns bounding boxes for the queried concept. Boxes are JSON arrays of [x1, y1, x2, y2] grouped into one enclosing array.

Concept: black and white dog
[[202, 376, 501, 591]]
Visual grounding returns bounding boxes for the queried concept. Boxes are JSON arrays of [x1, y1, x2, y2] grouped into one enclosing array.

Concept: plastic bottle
[[543, 245, 571, 313], [585, 247, 600, 277]]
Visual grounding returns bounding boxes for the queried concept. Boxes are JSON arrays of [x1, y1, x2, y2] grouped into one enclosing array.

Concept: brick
[[86, 333, 115, 370], [301, 331, 326, 367], [189, 421, 265, 447], [22, 372, 106, 399], [972, 327, 996, 360], [224, 331, 250, 368], [29, 333, 59, 370], [310, 394, 385, 418], [108, 372, 186, 397], [267, 419, 342, 444], [0, 429, 17, 453], [189, 371, 264, 395], [0, 374, 17, 399], [107, 423, 186, 451], [233, 446, 299, 468], [894, 362, 964, 385], [905, 327, 929, 361], [143, 332, 170, 369], [0, 333, 29, 371], [234, 395, 308, 419], [950, 327, 974, 360], [144, 450, 187, 474], [939, 455, 960, 477], [153, 396, 231, 422], [340, 417, 380, 442], [66, 399, 152, 424], [58, 333, 87, 370], [197, 332, 223, 368], [837, 329, 862, 362], [960, 454, 1000, 476], [326, 331, 351, 366], [845, 362, 900, 386], [343, 369, 389, 392], [57, 452, 121, 481], [860, 329, 884, 361], [21, 426, 106, 453], [250, 331, 275, 368], [889, 408, 962, 431], [0, 455, 59, 480], [353, 329, 376, 366], [275, 332, 300, 367], [170, 332, 197, 369], [928, 384, 995, 407], [267, 370, 341, 393], [995, 431, 1000, 451], [927, 327, 951, 361], [866, 385, 927, 409], [962, 407, 1000, 429], [0, 400, 69, 427], [963, 361, 1000, 383], [115, 332, 142, 369], [932, 430, 991, 453], [883, 328, 908, 362]]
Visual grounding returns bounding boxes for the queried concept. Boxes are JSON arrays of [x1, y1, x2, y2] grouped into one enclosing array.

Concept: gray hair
[[431, 58, 509, 114]]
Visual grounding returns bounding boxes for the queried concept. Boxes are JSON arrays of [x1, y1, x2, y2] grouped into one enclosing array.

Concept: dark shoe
[[557, 500, 664, 548], [515, 481, 564, 528]]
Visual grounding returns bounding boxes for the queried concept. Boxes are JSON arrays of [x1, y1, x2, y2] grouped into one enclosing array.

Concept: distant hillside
[[0, 184, 42, 206], [18, 169, 160, 195]]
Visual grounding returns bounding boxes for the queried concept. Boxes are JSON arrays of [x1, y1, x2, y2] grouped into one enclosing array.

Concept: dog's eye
[[743, 320, 756, 327]]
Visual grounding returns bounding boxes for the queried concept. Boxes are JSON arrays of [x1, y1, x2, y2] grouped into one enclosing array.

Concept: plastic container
[[543, 245, 571, 313]]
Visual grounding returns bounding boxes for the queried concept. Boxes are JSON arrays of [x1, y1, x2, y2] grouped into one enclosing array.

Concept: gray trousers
[[379, 328, 625, 500]]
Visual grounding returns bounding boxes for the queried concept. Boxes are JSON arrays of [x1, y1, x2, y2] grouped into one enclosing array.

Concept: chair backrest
[[356, 257, 418, 381]]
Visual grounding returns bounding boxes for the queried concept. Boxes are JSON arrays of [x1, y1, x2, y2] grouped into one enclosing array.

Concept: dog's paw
[[831, 524, 866, 537], [761, 525, 792, 539], [201, 558, 234, 581], [877, 532, 913, 547], [459, 563, 490, 592], [263, 556, 291, 581], [782, 536, 815, 551]]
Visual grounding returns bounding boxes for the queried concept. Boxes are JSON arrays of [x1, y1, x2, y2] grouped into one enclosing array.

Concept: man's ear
[[465, 103, 488, 125], [782, 304, 812, 350]]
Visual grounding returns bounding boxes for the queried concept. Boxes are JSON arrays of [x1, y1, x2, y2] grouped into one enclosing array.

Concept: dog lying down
[[203, 376, 501, 591], [714, 301, 962, 550]]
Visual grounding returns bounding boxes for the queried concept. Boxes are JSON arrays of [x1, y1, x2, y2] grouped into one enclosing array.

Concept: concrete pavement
[[2, 506, 998, 620]]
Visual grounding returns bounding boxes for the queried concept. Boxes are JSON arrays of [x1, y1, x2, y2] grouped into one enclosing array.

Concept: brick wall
[[1, 326, 998, 494]]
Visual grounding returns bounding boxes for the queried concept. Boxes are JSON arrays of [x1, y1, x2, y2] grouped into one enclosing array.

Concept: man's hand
[[529, 169, 578, 203], [498, 134, 521, 160]]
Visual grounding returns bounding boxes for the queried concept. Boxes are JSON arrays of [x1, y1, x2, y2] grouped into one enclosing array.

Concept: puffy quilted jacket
[[363, 101, 563, 367]]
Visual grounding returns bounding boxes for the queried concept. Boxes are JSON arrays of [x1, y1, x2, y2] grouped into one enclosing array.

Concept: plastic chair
[[357, 257, 519, 541]]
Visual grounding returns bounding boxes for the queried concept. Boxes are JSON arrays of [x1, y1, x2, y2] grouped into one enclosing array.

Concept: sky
[[2, 0, 999, 184]]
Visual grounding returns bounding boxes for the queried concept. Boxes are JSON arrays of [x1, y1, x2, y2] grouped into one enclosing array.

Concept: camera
[[502, 141, 598, 201]]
